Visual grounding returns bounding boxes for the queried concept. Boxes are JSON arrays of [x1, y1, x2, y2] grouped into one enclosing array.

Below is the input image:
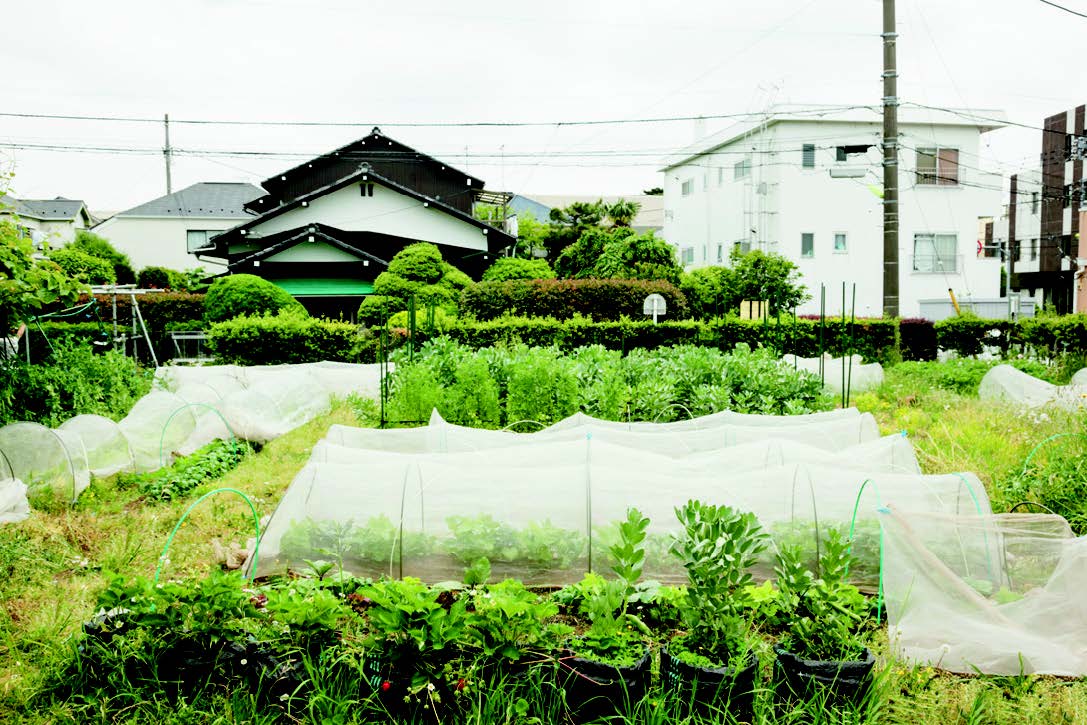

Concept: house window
[[1031, 191, 1039, 215], [186, 230, 217, 252], [833, 233, 847, 252], [1030, 239, 1039, 261], [835, 144, 872, 162], [702, 174, 708, 191], [716, 243, 724, 263], [681, 247, 695, 264], [734, 156, 751, 180], [717, 167, 725, 186], [681, 179, 693, 196], [913, 233, 958, 272], [801, 144, 815, 168], [801, 233, 814, 258], [664, 209, 674, 221], [916, 147, 959, 185], [734, 240, 751, 254]]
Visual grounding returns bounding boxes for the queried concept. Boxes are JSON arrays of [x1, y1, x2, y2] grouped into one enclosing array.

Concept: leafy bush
[[48, 247, 116, 285], [70, 230, 135, 284], [204, 274, 306, 323], [935, 314, 1012, 357], [121, 439, 250, 502], [679, 266, 733, 319], [460, 278, 690, 322], [137, 266, 184, 290], [481, 257, 555, 282], [1003, 436, 1087, 534], [0, 341, 151, 427], [899, 318, 937, 361], [555, 227, 682, 284], [386, 339, 827, 426], [207, 311, 359, 365]]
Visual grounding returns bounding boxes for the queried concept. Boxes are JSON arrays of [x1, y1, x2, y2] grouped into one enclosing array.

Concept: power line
[[1037, 0, 1087, 19], [0, 105, 875, 129]]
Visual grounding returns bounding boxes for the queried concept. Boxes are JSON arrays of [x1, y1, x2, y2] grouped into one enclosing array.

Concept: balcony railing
[[911, 254, 961, 274]]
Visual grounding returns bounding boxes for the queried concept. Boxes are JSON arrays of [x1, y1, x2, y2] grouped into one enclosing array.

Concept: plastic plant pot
[[557, 646, 652, 723], [773, 646, 875, 705], [660, 644, 759, 718]]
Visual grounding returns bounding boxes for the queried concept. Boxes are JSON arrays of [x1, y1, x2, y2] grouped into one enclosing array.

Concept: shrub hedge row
[[207, 313, 360, 365], [460, 278, 690, 321]]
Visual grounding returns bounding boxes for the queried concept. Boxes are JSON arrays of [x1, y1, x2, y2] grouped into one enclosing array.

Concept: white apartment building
[[660, 105, 1006, 318]]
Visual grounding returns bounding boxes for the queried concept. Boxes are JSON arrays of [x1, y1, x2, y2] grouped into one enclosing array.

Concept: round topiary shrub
[[386, 242, 445, 284], [203, 274, 307, 323], [49, 246, 116, 285], [482, 257, 556, 282], [137, 266, 183, 290]]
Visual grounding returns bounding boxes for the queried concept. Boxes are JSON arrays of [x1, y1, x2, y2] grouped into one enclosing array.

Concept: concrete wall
[[662, 119, 1003, 318]]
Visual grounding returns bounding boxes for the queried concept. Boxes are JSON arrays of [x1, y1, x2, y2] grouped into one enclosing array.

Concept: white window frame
[[681, 247, 695, 264], [801, 144, 815, 169], [681, 179, 693, 196], [733, 156, 751, 180], [912, 233, 958, 273], [833, 232, 848, 253]]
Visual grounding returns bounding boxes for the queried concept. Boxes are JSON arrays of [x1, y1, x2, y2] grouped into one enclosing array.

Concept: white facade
[[91, 215, 242, 273], [661, 106, 1005, 317], [233, 181, 490, 255]]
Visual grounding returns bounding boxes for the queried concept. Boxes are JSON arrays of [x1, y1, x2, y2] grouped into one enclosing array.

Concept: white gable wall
[[247, 181, 489, 251], [92, 215, 240, 272]]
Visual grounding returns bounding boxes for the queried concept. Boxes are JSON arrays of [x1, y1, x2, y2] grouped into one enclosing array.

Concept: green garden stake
[[819, 284, 826, 387], [407, 295, 416, 362], [154, 487, 261, 585], [846, 282, 856, 407], [841, 282, 846, 409]]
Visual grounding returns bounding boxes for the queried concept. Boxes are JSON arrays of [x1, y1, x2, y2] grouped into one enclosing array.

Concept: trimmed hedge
[[460, 278, 690, 322], [403, 315, 900, 362], [204, 274, 306, 323], [899, 318, 937, 361], [207, 312, 360, 365]]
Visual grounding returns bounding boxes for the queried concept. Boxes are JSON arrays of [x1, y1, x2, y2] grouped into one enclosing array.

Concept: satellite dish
[[643, 293, 667, 324]]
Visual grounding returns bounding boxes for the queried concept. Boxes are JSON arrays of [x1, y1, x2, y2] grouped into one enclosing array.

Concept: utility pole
[[881, 0, 899, 317], [163, 113, 173, 194]]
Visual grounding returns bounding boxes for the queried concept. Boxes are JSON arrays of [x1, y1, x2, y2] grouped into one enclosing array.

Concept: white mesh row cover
[[252, 450, 986, 587], [0, 422, 89, 502], [310, 433, 921, 476], [1073, 367, 1087, 387], [215, 371, 332, 444], [58, 415, 135, 478], [881, 507, 1087, 675], [780, 355, 885, 395], [324, 409, 881, 455], [542, 406, 861, 433], [118, 391, 199, 472], [155, 361, 389, 400], [978, 365, 1087, 410], [0, 478, 29, 524]]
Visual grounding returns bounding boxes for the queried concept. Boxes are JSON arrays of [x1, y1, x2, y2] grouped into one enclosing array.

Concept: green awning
[[271, 277, 374, 297]]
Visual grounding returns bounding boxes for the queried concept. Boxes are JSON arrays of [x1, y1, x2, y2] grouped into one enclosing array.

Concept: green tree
[[0, 221, 84, 334], [728, 248, 809, 314], [358, 243, 472, 326], [555, 227, 681, 284], [543, 200, 606, 258], [604, 199, 641, 228], [49, 246, 117, 285], [680, 266, 735, 319], [70, 230, 136, 284]]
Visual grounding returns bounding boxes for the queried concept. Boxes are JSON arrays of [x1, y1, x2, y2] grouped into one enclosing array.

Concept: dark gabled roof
[[231, 224, 392, 269], [211, 164, 515, 254], [109, 182, 263, 218], [256, 126, 484, 202], [1, 194, 90, 221]]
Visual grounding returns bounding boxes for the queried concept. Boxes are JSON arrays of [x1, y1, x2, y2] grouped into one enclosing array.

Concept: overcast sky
[[2, 0, 1084, 213]]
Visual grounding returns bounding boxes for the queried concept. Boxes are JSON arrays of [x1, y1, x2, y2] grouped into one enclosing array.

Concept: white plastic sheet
[[978, 365, 1087, 409], [781, 354, 885, 395]]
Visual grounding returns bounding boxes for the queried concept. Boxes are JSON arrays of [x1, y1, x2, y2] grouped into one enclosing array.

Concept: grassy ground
[[0, 367, 1085, 723]]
